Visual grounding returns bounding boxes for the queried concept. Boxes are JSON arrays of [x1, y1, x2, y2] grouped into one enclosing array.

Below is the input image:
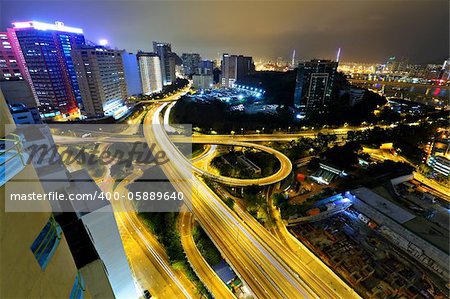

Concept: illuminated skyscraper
[[0, 32, 25, 81], [221, 54, 254, 87], [153, 41, 176, 85], [294, 59, 338, 114], [72, 46, 128, 118], [137, 51, 163, 95], [9, 21, 85, 117]]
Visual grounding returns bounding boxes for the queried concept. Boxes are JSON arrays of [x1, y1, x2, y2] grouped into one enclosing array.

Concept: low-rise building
[[346, 187, 449, 280]]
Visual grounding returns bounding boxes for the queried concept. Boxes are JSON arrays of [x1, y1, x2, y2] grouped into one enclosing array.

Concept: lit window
[[69, 272, 86, 299], [30, 216, 62, 270]]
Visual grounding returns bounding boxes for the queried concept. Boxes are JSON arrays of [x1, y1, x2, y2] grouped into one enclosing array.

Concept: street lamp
[[241, 127, 244, 135]]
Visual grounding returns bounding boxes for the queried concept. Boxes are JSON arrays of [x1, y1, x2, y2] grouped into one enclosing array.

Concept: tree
[[272, 193, 285, 207]]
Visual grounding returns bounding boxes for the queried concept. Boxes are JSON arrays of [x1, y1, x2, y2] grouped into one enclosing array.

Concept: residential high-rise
[[153, 42, 176, 85], [197, 60, 214, 75], [72, 46, 128, 118], [181, 53, 201, 76], [137, 51, 163, 95], [221, 54, 254, 87], [9, 21, 85, 117], [293, 59, 338, 114], [122, 52, 142, 96], [0, 32, 24, 81]]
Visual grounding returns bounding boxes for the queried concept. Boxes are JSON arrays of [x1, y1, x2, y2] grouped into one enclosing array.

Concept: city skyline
[[1, 2, 449, 299], [1, 1, 448, 64]]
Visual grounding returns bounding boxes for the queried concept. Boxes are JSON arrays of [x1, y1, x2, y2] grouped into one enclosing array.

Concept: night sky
[[1, 1, 448, 64]]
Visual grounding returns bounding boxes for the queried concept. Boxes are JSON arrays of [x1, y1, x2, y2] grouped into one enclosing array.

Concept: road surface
[[144, 102, 360, 299], [179, 211, 235, 299]]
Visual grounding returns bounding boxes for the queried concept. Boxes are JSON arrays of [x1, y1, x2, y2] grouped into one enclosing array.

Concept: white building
[[137, 52, 163, 95]]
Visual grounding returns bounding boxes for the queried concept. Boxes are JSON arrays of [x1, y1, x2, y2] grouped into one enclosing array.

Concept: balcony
[[0, 133, 27, 187]]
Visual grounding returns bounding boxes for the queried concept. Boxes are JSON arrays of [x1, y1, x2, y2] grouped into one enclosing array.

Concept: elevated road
[[53, 135, 293, 187], [179, 211, 235, 299], [145, 103, 318, 298], [102, 169, 197, 299], [144, 102, 361, 299]]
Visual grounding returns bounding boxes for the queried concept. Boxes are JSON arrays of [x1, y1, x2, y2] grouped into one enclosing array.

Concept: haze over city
[[2, 0, 449, 63]]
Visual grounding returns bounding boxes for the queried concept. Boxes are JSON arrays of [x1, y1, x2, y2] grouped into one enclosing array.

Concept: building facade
[[1, 92, 93, 298], [198, 60, 214, 75], [137, 52, 163, 95], [122, 52, 142, 96], [294, 59, 338, 114], [153, 41, 176, 85], [9, 21, 86, 118], [72, 46, 128, 118], [1, 79, 41, 124], [192, 74, 213, 89], [181, 53, 201, 76], [0, 32, 24, 81], [221, 54, 254, 88]]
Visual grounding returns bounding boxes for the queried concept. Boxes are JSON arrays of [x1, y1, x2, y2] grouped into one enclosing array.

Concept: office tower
[[72, 46, 128, 118], [153, 41, 176, 85], [9, 21, 85, 117], [221, 54, 254, 87], [197, 60, 214, 75], [0, 92, 90, 298], [0, 32, 25, 80], [181, 53, 201, 76], [122, 52, 142, 96], [137, 51, 163, 95], [293, 59, 338, 114]]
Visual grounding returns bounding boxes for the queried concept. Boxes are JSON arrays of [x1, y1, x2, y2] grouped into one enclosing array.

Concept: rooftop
[[351, 187, 416, 224]]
